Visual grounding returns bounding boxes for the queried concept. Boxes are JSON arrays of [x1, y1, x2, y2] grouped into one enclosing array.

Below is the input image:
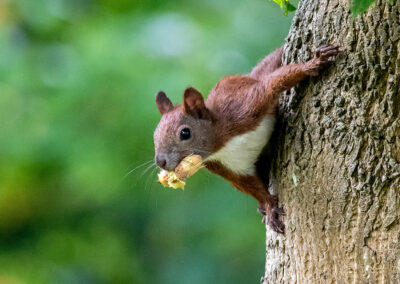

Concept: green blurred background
[[0, 0, 292, 283]]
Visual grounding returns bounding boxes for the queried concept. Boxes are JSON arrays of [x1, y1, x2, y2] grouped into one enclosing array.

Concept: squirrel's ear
[[156, 91, 174, 115], [183, 87, 211, 120]]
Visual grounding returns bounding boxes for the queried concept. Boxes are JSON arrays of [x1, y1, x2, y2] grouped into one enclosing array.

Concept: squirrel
[[153, 44, 340, 233]]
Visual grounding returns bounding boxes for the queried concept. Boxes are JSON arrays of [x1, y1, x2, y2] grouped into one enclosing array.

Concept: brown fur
[[154, 44, 340, 233]]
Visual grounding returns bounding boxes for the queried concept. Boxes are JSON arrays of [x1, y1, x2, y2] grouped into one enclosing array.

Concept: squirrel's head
[[153, 87, 214, 171]]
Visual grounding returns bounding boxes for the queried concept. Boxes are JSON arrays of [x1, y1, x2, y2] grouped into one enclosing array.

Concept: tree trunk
[[263, 0, 400, 282]]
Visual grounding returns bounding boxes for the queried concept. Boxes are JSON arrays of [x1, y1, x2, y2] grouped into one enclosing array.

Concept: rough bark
[[263, 0, 400, 282]]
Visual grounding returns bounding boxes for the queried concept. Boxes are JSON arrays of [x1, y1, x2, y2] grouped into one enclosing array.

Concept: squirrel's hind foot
[[258, 203, 285, 234]]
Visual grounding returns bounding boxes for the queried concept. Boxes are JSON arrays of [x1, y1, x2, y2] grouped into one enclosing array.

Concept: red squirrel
[[153, 44, 340, 233]]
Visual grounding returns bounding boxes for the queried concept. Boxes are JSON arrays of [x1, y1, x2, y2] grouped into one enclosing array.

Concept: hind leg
[[250, 46, 283, 80], [234, 175, 285, 234]]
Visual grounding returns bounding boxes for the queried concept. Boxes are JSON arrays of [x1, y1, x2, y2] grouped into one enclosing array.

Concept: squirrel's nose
[[155, 154, 167, 169]]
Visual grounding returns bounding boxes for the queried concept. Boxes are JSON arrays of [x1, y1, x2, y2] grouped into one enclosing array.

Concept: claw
[[319, 45, 339, 52], [317, 44, 339, 51], [257, 207, 267, 215], [317, 44, 330, 49], [320, 49, 340, 58], [267, 216, 285, 234], [316, 44, 340, 59], [307, 44, 341, 76], [272, 207, 286, 216], [260, 203, 285, 234]]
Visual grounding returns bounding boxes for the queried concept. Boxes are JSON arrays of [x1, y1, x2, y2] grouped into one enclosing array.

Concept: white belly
[[205, 116, 275, 175]]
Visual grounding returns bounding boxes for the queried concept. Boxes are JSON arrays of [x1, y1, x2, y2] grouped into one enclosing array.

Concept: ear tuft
[[183, 87, 211, 119], [156, 91, 174, 115]]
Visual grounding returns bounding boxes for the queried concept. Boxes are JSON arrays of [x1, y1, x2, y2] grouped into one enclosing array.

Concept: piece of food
[[175, 155, 203, 179], [158, 170, 186, 189], [157, 155, 203, 190], [157, 170, 170, 187]]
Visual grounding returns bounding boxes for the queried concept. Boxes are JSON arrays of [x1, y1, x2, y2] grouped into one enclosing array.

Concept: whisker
[[143, 166, 158, 206], [123, 160, 154, 180], [128, 163, 157, 190], [140, 162, 157, 178], [144, 166, 158, 192], [147, 166, 159, 195], [141, 164, 157, 190], [125, 156, 153, 171], [113, 159, 154, 191]]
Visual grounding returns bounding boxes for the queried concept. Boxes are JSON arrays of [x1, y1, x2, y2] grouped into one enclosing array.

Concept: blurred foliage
[[351, 0, 394, 15], [272, 0, 297, 16], [270, 0, 394, 17], [351, 0, 376, 14], [0, 0, 291, 283]]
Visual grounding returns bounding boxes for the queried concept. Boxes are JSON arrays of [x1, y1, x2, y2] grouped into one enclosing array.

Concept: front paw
[[306, 44, 341, 76]]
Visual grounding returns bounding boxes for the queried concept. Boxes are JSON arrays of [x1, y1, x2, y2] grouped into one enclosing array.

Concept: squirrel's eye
[[180, 128, 191, 140]]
